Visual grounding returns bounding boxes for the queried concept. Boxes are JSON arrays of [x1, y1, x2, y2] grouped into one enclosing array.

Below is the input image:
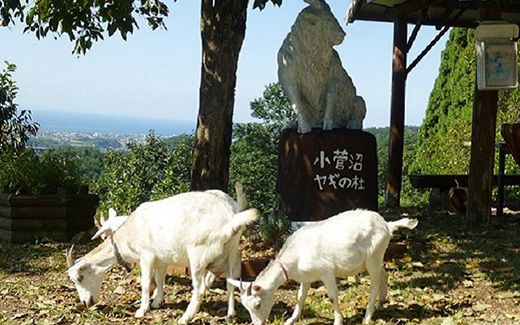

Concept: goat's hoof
[[333, 318, 344, 325], [178, 316, 189, 325], [151, 300, 162, 309], [284, 318, 296, 325], [225, 314, 237, 323], [134, 309, 146, 318]]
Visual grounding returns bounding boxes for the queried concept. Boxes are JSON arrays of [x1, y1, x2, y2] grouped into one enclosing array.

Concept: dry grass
[[0, 208, 519, 324]]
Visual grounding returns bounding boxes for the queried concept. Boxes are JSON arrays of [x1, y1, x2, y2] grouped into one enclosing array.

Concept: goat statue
[[278, 0, 366, 133]]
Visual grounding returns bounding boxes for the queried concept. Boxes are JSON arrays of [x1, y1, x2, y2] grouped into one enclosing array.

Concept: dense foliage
[[0, 148, 83, 195], [0, 62, 38, 152], [230, 83, 294, 244], [0, 0, 282, 54], [411, 28, 520, 201], [367, 126, 428, 207], [411, 29, 475, 175], [92, 132, 188, 214]]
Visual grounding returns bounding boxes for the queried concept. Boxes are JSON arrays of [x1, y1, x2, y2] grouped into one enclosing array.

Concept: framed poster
[[477, 41, 518, 90]]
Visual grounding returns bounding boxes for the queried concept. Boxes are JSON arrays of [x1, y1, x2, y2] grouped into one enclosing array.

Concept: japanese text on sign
[[313, 149, 365, 191]]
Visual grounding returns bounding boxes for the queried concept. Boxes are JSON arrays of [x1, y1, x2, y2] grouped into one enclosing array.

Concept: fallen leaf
[[11, 312, 28, 320], [432, 293, 444, 301], [463, 308, 474, 316], [402, 255, 413, 263], [113, 286, 126, 295], [472, 303, 491, 312], [505, 313, 520, 320], [497, 292, 516, 299], [386, 261, 399, 269], [462, 280, 473, 288], [412, 261, 424, 268], [440, 316, 457, 325]]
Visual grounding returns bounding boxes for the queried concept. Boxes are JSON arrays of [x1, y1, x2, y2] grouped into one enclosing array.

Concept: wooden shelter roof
[[347, 0, 520, 28]]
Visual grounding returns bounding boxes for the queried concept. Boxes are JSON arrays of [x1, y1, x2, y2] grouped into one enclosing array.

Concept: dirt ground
[[0, 208, 519, 324]]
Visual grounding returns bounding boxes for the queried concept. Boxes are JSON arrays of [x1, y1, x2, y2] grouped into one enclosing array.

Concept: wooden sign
[[277, 128, 378, 222]]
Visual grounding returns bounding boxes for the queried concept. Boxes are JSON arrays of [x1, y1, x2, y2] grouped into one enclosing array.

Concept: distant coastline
[[31, 110, 196, 136]]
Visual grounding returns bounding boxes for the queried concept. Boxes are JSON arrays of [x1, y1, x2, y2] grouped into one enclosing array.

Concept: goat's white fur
[[91, 208, 128, 240], [68, 185, 257, 324], [228, 209, 418, 325]]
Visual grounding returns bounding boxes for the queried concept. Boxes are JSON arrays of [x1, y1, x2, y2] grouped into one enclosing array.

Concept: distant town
[[28, 130, 156, 152]]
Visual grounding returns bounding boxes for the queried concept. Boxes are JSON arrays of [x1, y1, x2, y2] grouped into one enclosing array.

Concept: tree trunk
[[191, 0, 249, 191]]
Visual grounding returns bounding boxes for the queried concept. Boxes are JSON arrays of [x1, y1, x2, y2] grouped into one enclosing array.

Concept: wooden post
[[385, 16, 407, 208], [466, 5, 501, 224]]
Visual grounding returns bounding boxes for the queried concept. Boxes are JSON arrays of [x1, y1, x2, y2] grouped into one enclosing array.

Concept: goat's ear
[[108, 208, 117, 219], [227, 278, 252, 294], [93, 216, 101, 229], [91, 226, 112, 240]]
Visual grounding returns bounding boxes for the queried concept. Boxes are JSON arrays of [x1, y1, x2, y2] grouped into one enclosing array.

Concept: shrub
[[0, 62, 39, 152], [93, 132, 193, 214], [0, 148, 82, 195]]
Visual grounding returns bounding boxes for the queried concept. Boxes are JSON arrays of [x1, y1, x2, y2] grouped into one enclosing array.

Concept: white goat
[[228, 209, 418, 325], [67, 186, 258, 324], [92, 208, 128, 240]]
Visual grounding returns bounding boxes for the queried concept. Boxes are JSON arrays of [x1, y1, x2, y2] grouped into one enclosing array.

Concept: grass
[[0, 208, 519, 324]]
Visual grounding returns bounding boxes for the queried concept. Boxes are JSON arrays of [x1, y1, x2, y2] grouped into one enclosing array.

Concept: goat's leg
[[284, 282, 310, 325], [322, 275, 343, 325], [323, 89, 336, 130], [179, 269, 208, 324], [225, 247, 241, 320], [377, 268, 388, 310], [363, 260, 383, 324], [151, 263, 167, 309], [135, 257, 154, 318], [205, 272, 216, 288], [284, 84, 313, 133]]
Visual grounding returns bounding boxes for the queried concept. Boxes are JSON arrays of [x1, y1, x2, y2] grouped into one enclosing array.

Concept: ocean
[[31, 110, 196, 136]]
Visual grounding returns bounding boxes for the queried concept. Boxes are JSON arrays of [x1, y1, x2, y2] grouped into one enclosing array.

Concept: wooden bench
[[410, 144, 520, 217], [409, 173, 520, 189]]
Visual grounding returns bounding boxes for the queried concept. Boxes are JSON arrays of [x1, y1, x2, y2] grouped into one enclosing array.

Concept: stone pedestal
[[277, 128, 377, 222]]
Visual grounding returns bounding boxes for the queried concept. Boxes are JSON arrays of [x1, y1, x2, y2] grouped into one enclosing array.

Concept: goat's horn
[[93, 216, 101, 229], [100, 212, 107, 225], [246, 282, 252, 296], [66, 245, 75, 268]]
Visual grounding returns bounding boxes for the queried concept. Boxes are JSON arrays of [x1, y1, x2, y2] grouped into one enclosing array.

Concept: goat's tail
[[222, 208, 259, 240], [387, 218, 418, 235], [235, 182, 247, 211]]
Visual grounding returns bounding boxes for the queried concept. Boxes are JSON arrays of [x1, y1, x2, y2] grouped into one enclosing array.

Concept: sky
[[0, 1, 450, 128]]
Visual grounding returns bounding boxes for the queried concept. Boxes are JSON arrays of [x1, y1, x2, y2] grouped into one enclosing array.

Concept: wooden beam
[[391, 0, 436, 16], [385, 16, 407, 208], [465, 4, 501, 224], [406, 8, 425, 52], [407, 9, 465, 74]]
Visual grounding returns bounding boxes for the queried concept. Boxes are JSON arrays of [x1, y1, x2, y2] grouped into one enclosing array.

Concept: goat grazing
[[228, 209, 418, 325], [67, 186, 258, 324]]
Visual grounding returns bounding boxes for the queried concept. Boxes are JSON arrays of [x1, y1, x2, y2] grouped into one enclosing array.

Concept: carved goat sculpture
[[278, 0, 366, 133]]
